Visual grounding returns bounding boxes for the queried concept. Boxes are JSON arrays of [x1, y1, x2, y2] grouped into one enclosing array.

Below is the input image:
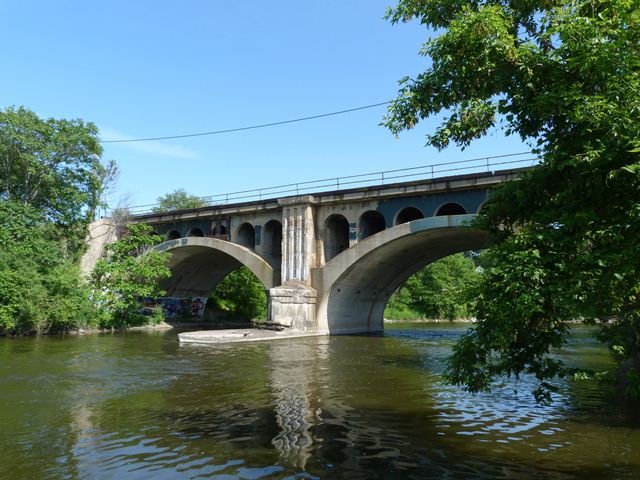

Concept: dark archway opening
[[359, 211, 386, 240], [436, 203, 467, 216], [395, 207, 424, 225], [324, 214, 349, 262], [167, 230, 181, 240], [262, 220, 283, 259], [237, 223, 256, 250], [188, 228, 204, 237]]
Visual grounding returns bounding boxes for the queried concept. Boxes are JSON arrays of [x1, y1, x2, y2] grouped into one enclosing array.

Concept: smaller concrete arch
[[166, 230, 181, 240], [262, 220, 282, 258], [476, 201, 488, 214], [236, 223, 256, 250], [358, 210, 386, 240], [435, 202, 467, 216], [153, 237, 277, 296], [187, 227, 205, 237], [394, 207, 424, 225], [324, 214, 349, 262]]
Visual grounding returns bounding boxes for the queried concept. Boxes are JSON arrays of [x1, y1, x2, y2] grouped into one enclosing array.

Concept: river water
[[0, 323, 638, 479]]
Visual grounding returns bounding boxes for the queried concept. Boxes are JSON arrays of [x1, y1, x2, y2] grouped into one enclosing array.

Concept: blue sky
[[0, 1, 528, 209]]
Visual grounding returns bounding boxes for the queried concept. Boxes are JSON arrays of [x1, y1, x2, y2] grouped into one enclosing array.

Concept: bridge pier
[[269, 196, 320, 331], [268, 284, 318, 331]]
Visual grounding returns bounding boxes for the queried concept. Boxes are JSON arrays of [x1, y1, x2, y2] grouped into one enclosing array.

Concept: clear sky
[[0, 0, 529, 209]]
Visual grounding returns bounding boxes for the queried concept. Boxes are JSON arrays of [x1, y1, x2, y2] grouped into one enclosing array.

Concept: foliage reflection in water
[[0, 324, 638, 479]]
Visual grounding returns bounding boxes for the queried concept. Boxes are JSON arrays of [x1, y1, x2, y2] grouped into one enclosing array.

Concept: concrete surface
[[178, 328, 326, 344]]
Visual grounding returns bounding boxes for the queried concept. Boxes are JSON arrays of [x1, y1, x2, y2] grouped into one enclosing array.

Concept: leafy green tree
[[153, 189, 205, 212], [208, 267, 267, 321], [384, 0, 640, 401], [0, 106, 108, 246], [91, 223, 171, 327], [386, 253, 481, 320], [0, 201, 96, 335]]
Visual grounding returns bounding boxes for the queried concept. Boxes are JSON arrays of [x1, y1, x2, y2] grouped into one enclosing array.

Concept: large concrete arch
[[153, 237, 277, 298], [312, 214, 487, 334]]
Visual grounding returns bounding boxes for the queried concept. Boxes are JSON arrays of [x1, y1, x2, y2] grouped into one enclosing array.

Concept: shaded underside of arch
[[314, 215, 487, 334], [154, 237, 277, 298]]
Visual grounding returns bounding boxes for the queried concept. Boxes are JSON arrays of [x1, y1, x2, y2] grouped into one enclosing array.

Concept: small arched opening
[[324, 214, 349, 262], [187, 228, 205, 237], [436, 203, 467, 216], [236, 223, 256, 250], [262, 220, 282, 258], [167, 230, 181, 240], [358, 210, 386, 240], [395, 207, 424, 225]]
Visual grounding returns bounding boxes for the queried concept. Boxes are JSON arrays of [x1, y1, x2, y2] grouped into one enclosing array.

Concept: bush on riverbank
[[0, 201, 98, 335], [385, 253, 481, 321], [90, 224, 171, 328], [208, 267, 267, 322]]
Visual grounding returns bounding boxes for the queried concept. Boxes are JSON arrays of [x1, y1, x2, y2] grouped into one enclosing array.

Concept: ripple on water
[[0, 325, 639, 479]]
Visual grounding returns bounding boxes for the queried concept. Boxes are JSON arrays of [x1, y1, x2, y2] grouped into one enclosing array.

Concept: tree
[[90, 223, 171, 327], [208, 267, 267, 321], [386, 253, 481, 320], [384, 1, 640, 401], [152, 189, 205, 212], [0, 106, 108, 237], [0, 200, 95, 335]]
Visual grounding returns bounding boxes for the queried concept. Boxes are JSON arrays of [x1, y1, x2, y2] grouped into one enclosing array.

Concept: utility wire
[[100, 101, 393, 143]]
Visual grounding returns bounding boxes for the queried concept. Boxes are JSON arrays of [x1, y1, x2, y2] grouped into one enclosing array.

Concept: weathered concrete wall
[[80, 219, 118, 276], [268, 283, 317, 331]]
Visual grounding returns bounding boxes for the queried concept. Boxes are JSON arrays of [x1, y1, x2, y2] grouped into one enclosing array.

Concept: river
[[0, 323, 638, 479]]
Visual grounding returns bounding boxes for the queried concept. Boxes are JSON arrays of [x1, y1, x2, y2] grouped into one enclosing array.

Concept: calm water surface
[[0, 323, 638, 479]]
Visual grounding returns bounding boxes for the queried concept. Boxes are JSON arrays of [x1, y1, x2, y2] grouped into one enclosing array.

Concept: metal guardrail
[[118, 151, 538, 217]]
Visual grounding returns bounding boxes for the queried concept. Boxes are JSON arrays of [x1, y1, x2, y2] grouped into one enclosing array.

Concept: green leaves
[[152, 189, 205, 212], [387, 0, 640, 401], [0, 200, 97, 335], [90, 223, 171, 327], [385, 253, 481, 320], [0, 106, 107, 234], [209, 267, 267, 321]]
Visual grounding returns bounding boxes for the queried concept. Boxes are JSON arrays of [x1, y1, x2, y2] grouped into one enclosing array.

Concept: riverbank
[[0, 319, 260, 337]]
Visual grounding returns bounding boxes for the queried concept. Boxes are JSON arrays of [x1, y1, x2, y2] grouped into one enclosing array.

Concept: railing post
[[336, 178, 340, 190], [486, 157, 490, 171], [431, 165, 434, 179], [381, 172, 385, 184]]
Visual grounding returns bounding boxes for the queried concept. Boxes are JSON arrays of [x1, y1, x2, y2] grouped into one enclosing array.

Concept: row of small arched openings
[[163, 220, 283, 258], [159, 202, 471, 262], [323, 202, 470, 261]]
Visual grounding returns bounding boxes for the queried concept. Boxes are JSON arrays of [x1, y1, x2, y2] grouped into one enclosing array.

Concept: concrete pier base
[[178, 329, 325, 344], [268, 283, 318, 332]]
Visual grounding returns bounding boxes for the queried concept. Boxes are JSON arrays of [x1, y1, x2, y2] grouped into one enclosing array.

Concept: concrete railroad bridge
[[116, 166, 528, 334]]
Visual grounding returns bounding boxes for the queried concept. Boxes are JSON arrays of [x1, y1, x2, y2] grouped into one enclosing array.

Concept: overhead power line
[[100, 101, 393, 143]]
